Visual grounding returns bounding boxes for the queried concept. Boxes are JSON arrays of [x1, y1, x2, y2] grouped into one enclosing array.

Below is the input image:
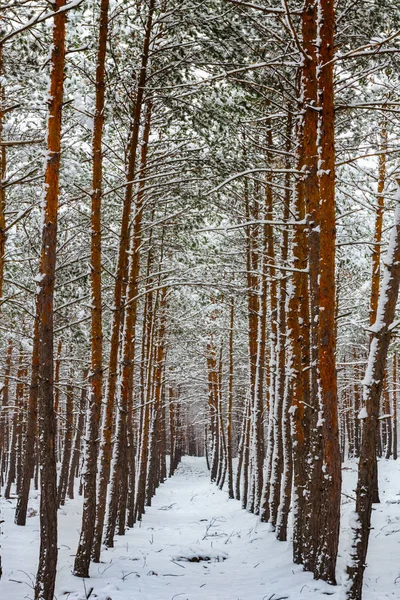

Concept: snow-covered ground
[[1, 457, 400, 600]]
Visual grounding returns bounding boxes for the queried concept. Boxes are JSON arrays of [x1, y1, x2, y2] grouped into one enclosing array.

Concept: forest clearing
[[1, 1, 400, 599]]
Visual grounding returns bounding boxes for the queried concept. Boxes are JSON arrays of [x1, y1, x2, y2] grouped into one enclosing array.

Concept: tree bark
[[0, 339, 12, 485], [287, 104, 310, 566], [93, 0, 155, 561], [67, 371, 88, 500], [227, 297, 234, 499], [393, 353, 398, 460], [369, 120, 387, 502], [345, 182, 400, 600], [300, 0, 322, 574], [73, 0, 109, 577], [0, 37, 6, 306], [314, 0, 341, 584], [275, 129, 292, 541], [134, 259, 156, 523], [34, 2, 67, 597], [115, 99, 152, 534], [57, 377, 74, 507], [15, 315, 39, 525], [54, 339, 62, 461], [5, 349, 23, 499]]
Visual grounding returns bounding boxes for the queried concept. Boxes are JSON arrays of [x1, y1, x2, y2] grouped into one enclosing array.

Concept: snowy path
[[1, 457, 400, 599]]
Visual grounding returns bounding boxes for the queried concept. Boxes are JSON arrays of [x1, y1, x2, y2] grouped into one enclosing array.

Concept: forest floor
[[1, 457, 400, 600]]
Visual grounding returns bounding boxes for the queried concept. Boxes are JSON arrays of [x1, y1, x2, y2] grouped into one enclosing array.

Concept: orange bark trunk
[[94, 0, 155, 560], [74, 0, 109, 576], [315, 0, 341, 584], [34, 2, 67, 597], [0, 38, 6, 305]]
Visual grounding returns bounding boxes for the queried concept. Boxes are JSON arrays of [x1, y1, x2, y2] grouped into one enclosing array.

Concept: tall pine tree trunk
[[314, 0, 341, 584], [57, 377, 74, 507], [0, 339, 12, 484], [227, 297, 234, 499], [93, 0, 155, 561], [368, 119, 387, 503], [393, 353, 398, 460], [73, 0, 108, 576], [67, 371, 88, 500], [0, 37, 6, 306], [300, 0, 322, 574], [288, 88, 310, 567], [15, 312, 39, 524], [34, 2, 67, 597], [345, 181, 400, 599]]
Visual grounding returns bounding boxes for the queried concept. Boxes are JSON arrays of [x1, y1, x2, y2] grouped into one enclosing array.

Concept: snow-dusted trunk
[[93, 0, 155, 561], [126, 417, 137, 526], [145, 287, 167, 505], [159, 398, 167, 481], [234, 394, 248, 501], [369, 121, 387, 326], [250, 268, 266, 510], [383, 376, 392, 458], [73, 0, 109, 576], [125, 103, 153, 525], [206, 301, 220, 484], [15, 361, 27, 495], [53, 339, 62, 461], [243, 179, 261, 510], [288, 149, 309, 564], [393, 353, 398, 460], [67, 371, 88, 500], [299, 0, 323, 575], [216, 344, 226, 488], [145, 406, 157, 505], [57, 377, 74, 507], [209, 347, 220, 483], [125, 102, 153, 524], [15, 311, 39, 525], [286, 30, 312, 565], [251, 149, 273, 514], [0, 339, 12, 484], [368, 120, 387, 502], [275, 377, 292, 542], [259, 397, 274, 523], [227, 297, 235, 499], [265, 129, 282, 524], [174, 398, 183, 469], [34, 2, 67, 597], [0, 38, 6, 307], [5, 350, 23, 499], [314, 0, 341, 584], [217, 350, 228, 490], [275, 136, 292, 541], [169, 386, 177, 476], [353, 351, 361, 458], [345, 182, 400, 600], [344, 387, 353, 458], [241, 397, 252, 509], [109, 99, 153, 540], [134, 251, 156, 523]]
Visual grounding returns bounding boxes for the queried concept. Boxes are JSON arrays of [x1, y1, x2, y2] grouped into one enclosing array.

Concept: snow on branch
[[0, 0, 86, 46]]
